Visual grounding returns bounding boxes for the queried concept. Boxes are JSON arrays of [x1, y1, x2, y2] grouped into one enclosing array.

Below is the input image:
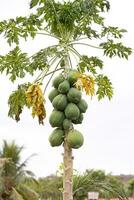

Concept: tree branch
[[70, 42, 102, 50]]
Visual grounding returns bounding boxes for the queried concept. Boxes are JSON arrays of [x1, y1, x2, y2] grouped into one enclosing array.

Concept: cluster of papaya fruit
[[48, 70, 88, 149]]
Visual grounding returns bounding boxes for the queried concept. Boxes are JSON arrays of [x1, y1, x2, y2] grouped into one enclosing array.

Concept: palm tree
[[0, 140, 39, 200], [73, 170, 128, 200], [31, 169, 128, 200]]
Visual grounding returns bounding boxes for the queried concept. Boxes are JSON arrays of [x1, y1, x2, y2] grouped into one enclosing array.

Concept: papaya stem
[[70, 42, 102, 50], [63, 131, 73, 200]]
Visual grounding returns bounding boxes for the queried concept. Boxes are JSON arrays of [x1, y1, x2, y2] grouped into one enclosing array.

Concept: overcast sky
[[0, 0, 134, 178]]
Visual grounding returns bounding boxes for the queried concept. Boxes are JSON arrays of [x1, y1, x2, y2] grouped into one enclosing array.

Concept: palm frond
[[10, 188, 24, 200], [16, 153, 37, 174], [17, 184, 40, 200], [73, 171, 128, 200], [1, 140, 24, 164]]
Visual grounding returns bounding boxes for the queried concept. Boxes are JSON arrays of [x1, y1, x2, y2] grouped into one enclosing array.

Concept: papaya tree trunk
[[63, 131, 73, 200]]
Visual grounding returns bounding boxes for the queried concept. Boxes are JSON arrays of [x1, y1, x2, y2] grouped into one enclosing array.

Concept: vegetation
[[0, 140, 133, 200], [26, 169, 129, 200], [0, 0, 132, 123], [127, 178, 134, 197], [0, 140, 39, 200], [0, 0, 132, 199]]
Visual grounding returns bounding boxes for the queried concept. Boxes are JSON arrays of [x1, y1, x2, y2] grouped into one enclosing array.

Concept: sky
[[0, 0, 134, 178]]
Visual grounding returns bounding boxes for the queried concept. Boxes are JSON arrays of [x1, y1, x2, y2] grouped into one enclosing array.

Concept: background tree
[[0, 0, 132, 200], [73, 170, 127, 200], [28, 169, 127, 200], [0, 140, 39, 200], [127, 178, 134, 197]]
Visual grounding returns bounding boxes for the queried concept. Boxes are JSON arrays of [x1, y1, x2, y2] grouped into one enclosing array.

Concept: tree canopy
[[0, 0, 132, 125]]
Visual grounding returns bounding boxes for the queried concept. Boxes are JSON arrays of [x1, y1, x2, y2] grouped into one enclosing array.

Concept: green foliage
[[96, 75, 113, 100], [0, 1, 132, 199], [100, 39, 132, 59], [78, 55, 103, 74], [0, 3, 132, 193], [10, 188, 25, 200], [73, 170, 127, 200], [30, 0, 40, 9], [17, 184, 39, 200], [29, 46, 59, 74], [0, 141, 38, 200], [8, 84, 29, 122], [34, 0, 110, 39], [37, 176, 63, 200], [0, 0, 132, 116], [29, 169, 127, 200], [1, 140, 23, 166], [127, 178, 134, 197], [0, 47, 29, 81], [101, 26, 127, 39], [0, 14, 42, 45]]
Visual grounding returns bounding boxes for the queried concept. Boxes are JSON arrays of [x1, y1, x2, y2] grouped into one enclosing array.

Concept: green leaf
[[0, 47, 30, 81], [101, 26, 127, 39], [0, 14, 43, 44], [96, 75, 113, 100], [30, 0, 40, 9], [78, 55, 103, 74], [100, 40, 132, 59], [8, 84, 29, 122], [29, 46, 59, 74]]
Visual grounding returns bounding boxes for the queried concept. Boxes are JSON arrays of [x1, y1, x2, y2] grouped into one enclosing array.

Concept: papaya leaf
[[101, 26, 127, 39], [0, 47, 30, 81], [29, 46, 58, 73], [96, 75, 113, 100], [0, 14, 43, 44], [8, 84, 29, 122], [78, 55, 103, 74], [30, 0, 40, 9], [100, 40, 132, 59]]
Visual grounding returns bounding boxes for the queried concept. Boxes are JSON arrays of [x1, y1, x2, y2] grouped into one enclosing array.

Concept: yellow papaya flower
[[75, 73, 95, 96]]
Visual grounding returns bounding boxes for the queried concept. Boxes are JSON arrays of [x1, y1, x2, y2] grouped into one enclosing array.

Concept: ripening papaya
[[52, 74, 65, 88], [67, 129, 84, 149], [52, 94, 68, 111], [49, 110, 65, 127], [49, 128, 64, 147], [65, 103, 80, 120], [67, 87, 82, 104]]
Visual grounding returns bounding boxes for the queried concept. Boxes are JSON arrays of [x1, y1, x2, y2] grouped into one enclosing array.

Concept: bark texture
[[63, 132, 73, 200]]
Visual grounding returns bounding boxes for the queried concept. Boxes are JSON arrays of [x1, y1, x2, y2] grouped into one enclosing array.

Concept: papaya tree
[[0, 0, 132, 200]]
